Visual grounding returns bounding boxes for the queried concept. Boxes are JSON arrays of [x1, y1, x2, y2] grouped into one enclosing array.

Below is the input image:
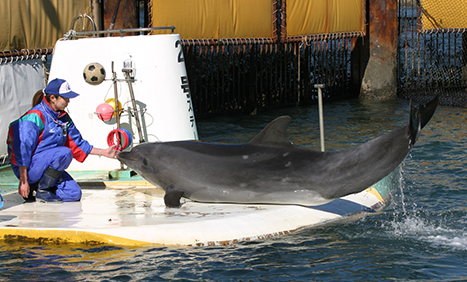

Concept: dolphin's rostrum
[[118, 96, 438, 208]]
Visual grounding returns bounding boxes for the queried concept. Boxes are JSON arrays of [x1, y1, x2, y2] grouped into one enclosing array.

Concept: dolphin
[[118, 96, 438, 208]]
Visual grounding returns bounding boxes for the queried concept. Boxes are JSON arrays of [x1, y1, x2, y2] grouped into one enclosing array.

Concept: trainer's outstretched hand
[[92, 147, 120, 159]]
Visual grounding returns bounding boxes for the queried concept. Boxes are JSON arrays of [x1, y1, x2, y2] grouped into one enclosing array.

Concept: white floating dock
[[0, 179, 390, 246]]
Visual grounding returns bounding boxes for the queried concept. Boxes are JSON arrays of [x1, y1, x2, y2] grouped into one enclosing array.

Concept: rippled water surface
[[1, 98, 466, 281]]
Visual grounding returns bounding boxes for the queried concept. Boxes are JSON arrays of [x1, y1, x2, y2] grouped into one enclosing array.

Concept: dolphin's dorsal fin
[[249, 116, 294, 147]]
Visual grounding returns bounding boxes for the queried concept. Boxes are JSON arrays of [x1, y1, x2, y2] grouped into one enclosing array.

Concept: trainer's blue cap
[[44, 78, 80, 99]]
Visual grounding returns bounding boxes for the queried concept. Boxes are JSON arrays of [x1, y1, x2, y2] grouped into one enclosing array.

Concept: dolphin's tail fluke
[[408, 95, 439, 146]]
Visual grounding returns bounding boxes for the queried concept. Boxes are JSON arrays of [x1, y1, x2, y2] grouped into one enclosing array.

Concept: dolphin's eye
[[143, 158, 149, 166]]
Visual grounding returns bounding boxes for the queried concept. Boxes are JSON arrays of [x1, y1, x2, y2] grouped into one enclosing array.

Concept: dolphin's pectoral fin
[[164, 185, 184, 208]]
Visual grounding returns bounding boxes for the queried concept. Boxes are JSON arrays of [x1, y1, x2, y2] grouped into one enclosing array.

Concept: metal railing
[[184, 38, 355, 117], [64, 26, 176, 39]]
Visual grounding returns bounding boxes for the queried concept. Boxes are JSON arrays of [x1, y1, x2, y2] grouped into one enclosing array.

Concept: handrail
[[72, 26, 176, 37], [70, 14, 97, 33]]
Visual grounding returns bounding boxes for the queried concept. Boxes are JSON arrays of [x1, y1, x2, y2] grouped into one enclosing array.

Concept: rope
[[63, 29, 77, 40]]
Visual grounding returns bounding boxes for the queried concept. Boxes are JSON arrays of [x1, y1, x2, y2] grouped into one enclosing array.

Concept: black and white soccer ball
[[83, 62, 106, 85]]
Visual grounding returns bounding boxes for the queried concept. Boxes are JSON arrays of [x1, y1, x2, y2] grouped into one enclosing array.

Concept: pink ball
[[96, 103, 114, 121]]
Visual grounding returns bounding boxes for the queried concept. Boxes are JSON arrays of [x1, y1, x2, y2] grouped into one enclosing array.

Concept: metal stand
[[314, 84, 325, 152], [122, 69, 145, 144], [111, 61, 124, 170], [111, 62, 121, 129]]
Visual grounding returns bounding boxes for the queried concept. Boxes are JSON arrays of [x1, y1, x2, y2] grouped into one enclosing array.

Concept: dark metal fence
[[183, 38, 356, 117], [185, 0, 467, 117], [397, 0, 467, 106]]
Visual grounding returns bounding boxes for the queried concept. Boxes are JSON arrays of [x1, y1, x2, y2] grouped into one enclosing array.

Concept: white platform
[[0, 182, 387, 246]]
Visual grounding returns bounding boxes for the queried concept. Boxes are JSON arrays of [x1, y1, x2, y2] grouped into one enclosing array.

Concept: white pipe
[[314, 84, 325, 152]]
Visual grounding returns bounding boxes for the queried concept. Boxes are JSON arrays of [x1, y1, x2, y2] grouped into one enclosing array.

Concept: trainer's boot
[[36, 167, 63, 203]]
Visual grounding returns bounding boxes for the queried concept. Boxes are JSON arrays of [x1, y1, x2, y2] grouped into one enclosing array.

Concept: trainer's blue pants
[[12, 147, 82, 202]]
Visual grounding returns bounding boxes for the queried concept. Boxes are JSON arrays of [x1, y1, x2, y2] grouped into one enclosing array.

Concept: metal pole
[[111, 62, 121, 129], [123, 70, 145, 143], [108, 0, 122, 30], [91, 0, 102, 31], [111, 61, 124, 170], [73, 26, 176, 37], [314, 84, 325, 152]]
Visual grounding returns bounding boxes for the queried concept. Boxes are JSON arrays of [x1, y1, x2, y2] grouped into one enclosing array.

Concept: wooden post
[[247, 45, 258, 114], [351, 0, 370, 96], [353, 0, 398, 100], [462, 33, 467, 84]]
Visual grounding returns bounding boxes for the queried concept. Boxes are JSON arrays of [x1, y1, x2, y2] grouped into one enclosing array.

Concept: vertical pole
[[103, 0, 138, 36], [111, 61, 121, 129], [302, 44, 310, 105], [108, 0, 122, 30], [297, 43, 301, 104], [123, 70, 145, 144], [91, 0, 102, 31], [111, 61, 124, 170], [314, 84, 325, 152], [463, 33, 467, 85]]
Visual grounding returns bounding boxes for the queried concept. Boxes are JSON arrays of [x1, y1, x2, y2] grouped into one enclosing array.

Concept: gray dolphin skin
[[118, 96, 438, 208]]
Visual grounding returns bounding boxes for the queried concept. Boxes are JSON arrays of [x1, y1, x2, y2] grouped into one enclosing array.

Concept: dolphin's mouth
[[117, 151, 138, 163]]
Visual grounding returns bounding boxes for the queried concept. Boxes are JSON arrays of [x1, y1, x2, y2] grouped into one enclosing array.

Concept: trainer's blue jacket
[[7, 97, 93, 169]]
